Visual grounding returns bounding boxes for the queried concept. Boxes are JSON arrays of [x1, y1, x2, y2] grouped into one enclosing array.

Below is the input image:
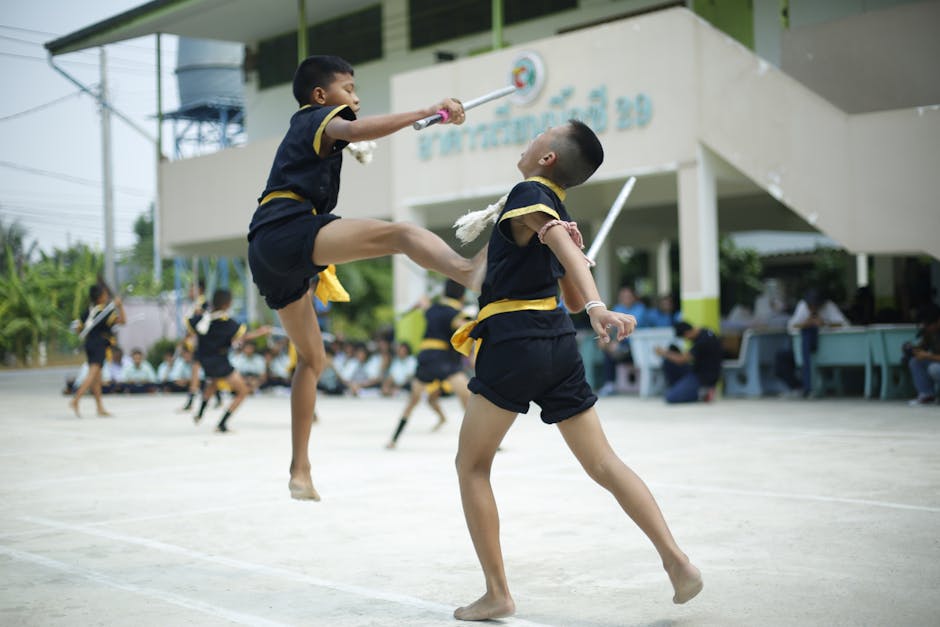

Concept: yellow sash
[[450, 296, 558, 356], [419, 338, 451, 351], [259, 191, 349, 304]]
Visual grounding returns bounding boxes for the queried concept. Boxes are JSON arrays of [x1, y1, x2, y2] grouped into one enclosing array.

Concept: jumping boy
[[69, 284, 125, 418], [188, 289, 269, 433], [450, 120, 702, 620], [246, 55, 483, 500], [387, 279, 472, 449]]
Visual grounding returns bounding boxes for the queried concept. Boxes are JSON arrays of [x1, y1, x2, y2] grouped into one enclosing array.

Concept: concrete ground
[[0, 367, 938, 627]]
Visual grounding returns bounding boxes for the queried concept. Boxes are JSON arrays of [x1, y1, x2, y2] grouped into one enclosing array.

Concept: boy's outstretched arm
[[519, 213, 636, 344], [326, 98, 464, 143]]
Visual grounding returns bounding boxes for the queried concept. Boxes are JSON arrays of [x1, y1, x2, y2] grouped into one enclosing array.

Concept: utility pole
[[99, 47, 116, 289], [154, 33, 164, 285]]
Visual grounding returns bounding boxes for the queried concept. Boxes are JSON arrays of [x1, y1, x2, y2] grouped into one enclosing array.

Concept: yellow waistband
[[419, 338, 451, 352], [450, 296, 558, 356], [259, 190, 313, 211]]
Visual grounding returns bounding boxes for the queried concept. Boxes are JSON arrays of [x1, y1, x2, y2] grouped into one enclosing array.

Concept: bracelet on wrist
[[585, 300, 606, 313]]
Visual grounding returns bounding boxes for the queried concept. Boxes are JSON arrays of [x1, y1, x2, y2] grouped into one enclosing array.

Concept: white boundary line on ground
[[19, 516, 556, 627], [646, 482, 940, 513], [0, 544, 290, 627]]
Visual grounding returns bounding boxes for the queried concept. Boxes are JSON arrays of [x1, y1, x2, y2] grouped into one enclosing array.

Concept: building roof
[[45, 0, 377, 55]]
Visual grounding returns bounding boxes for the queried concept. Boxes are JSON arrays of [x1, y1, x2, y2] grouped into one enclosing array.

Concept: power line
[[0, 160, 151, 197], [0, 90, 82, 122]]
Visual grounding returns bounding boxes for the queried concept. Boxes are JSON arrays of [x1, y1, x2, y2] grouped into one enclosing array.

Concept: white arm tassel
[[346, 141, 377, 164], [454, 194, 507, 244]]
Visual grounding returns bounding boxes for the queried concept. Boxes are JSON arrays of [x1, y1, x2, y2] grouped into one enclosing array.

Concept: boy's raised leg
[[556, 408, 702, 604], [313, 219, 485, 291], [454, 394, 518, 621], [277, 295, 328, 501]]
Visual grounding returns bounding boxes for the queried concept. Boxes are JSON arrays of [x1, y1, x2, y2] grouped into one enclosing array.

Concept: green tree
[[329, 257, 394, 339], [719, 237, 764, 316]]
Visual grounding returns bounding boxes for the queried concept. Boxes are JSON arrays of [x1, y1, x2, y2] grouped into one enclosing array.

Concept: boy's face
[[517, 125, 567, 176], [315, 73, 360, 113], [132, 353, 143, 365]]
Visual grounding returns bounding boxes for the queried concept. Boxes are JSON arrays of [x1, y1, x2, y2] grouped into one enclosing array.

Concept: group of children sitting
[[63, 338, 295, 396]]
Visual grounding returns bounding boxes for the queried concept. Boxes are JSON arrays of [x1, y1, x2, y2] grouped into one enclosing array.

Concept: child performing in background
[[69, 284, 125, 417], [449, 120, 702, 620], [246, 55, 484, 501], [188, 289, 270, 432], [387, 280, 472, 449]]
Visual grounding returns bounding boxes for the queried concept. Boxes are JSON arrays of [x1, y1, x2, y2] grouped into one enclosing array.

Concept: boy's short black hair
[[212, 289, 232, 310], [89, 284, 107, 302], [674, 321, 693, 337], [551, 119, 604, 188], [292, 55, 355, 106], [444, 279, 465, 300], [131, 348, 143, 357]]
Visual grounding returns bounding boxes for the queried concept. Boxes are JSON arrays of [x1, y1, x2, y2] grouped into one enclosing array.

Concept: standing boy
[[450, 121, 701, 620], [246, 55, 483, 500]]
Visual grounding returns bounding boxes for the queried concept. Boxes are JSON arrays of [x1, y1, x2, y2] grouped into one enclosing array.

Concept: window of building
[[257, 5, 383, 90], [409, 0, 577, 50]]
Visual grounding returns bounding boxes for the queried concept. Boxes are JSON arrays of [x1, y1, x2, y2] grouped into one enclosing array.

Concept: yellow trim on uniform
[[425, 379, 453, 395], [419, 338, 451, 351], [440, 297, 463, 310], [313, 104, 349, 155], [259, 190, 306, 206], [525, 176, 566, 201], [498, 204, 560, 225], [450, 296, 559, 356], [234, 324, 247, 343]]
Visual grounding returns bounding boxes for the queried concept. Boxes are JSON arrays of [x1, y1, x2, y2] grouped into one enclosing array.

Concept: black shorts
[[415, 351, 463, 383], [201, 355, 234, 379], [469, 334, 596, 424], [247, 210, 341, 310], [85, 340, 109, 366]]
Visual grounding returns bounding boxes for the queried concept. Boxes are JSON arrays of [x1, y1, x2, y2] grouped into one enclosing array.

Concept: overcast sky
[[0, 0, 180, 254]]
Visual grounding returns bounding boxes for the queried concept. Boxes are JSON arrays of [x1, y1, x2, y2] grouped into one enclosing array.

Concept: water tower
[[164, 38, 245, 158]]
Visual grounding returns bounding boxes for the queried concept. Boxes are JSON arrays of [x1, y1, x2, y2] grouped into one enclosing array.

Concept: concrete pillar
[[855, 253, 869, 288], [656, 238, 671, 296], [872, 255, 895, 310], [676, 145, 721, 331]]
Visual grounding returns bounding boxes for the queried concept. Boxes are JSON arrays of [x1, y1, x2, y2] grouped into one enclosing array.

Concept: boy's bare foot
[[454, 592, 515, 621], [385, 441, 396, 449], [288, 478, 321, 501], [666, 559, 703, 604], [431, 418, 446, 432], [96, 410, 112, 417], [68, 399, 81, 418]]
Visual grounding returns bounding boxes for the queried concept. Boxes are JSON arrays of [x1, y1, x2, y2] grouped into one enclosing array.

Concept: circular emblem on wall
[[509, 51, 545, 105]]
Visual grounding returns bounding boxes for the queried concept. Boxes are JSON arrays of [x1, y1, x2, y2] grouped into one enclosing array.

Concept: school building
[[46, 0, 940, 330]]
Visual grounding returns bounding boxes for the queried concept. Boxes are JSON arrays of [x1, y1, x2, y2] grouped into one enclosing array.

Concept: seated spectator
[[124, 348, 158, 393], [165, 348, 196, 393], [654, 322, 722, 404], [232, 341, 267, 392], [103, 347, 128, 393], [156, 349, 175, 390], [908, 303, 940, 405], [775, 289, 849, 396], [264, 340, 293, 389], [646, 294, 682, 328], [338, 343, 385, 396], [382, 343, 417, 397]]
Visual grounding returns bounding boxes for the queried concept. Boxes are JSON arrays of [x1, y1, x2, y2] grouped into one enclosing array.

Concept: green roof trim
[[44, 0, 196, 55]]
